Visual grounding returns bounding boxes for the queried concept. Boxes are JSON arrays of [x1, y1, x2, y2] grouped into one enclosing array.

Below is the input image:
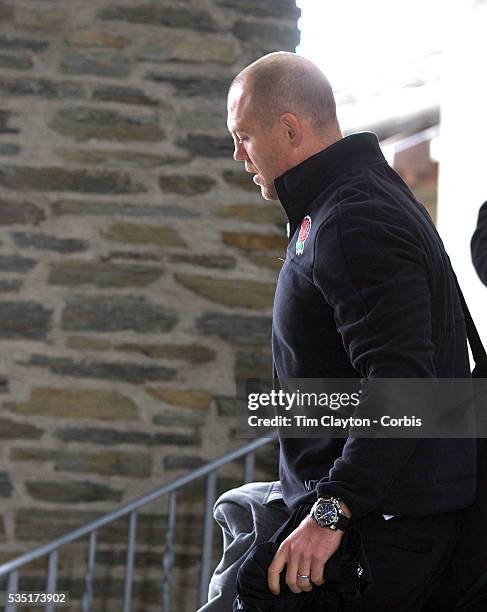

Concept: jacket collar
[[274, 132, 385, 238]]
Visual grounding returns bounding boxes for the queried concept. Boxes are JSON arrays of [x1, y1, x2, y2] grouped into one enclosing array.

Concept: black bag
[[434, 275, 487, 611], [233, 503, 372, 611]]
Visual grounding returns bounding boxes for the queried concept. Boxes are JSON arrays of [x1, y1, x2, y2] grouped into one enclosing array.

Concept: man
[[472, 201, 487, 286], [199, 52, 477, 611]]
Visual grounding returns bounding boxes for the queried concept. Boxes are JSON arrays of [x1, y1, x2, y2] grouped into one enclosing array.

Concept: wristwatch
[[310, 496, 351, 531]]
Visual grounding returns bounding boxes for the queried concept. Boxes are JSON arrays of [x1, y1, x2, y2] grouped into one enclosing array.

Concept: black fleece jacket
[[272, 132, 476, 520], [471, 201, 487, 286]]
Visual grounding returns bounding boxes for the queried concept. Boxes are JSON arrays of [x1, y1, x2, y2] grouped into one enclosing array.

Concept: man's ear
[[280, 112, 302, 147]]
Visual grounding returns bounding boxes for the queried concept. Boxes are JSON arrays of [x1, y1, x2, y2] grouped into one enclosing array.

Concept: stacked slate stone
[[0, 0, 298, 609]]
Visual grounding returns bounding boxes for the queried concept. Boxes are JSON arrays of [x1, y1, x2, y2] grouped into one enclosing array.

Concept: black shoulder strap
[[452, 273, 487, 377]]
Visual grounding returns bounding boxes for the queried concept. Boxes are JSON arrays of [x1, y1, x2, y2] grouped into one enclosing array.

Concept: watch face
[[314, 501, 338, 526]]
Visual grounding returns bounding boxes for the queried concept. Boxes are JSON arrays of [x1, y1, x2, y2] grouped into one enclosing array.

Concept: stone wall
[[0, 1, 300, 610]]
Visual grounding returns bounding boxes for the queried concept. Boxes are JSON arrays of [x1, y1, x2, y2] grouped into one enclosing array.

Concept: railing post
[[81, 530, 97, 612], [123, 512, 137, 612], [45, 550, 58, 612], [161, 492, 177, 612], [243, 452, 255, 483], [198, 471, 218, 606], [5, 570, 18, 612]]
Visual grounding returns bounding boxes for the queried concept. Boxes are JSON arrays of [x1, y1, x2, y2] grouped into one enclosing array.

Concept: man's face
[[227, 84, 289, 201]]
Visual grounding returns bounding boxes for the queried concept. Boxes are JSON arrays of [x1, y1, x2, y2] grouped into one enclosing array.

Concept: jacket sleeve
[[312, 201, 436, 520], [471, 201, 487, 286]]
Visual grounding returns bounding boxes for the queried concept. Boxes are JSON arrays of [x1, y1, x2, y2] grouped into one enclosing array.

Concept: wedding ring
[[297, 574, 310, 580]]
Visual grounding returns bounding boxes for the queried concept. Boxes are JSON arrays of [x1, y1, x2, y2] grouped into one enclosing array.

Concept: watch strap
[[335, 512, 351, 531]]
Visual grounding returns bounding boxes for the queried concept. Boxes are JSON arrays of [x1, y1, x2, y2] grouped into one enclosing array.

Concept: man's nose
[[233, 141, 248, 162]]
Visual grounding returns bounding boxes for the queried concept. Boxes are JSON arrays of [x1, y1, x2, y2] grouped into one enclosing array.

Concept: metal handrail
[[0, 433, 277, 611]]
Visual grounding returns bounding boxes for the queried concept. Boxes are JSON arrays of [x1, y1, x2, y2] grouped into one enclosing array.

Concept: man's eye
[[238, 136, 248, 143]]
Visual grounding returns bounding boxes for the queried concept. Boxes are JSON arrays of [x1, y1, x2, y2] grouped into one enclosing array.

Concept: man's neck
[[289, 131, 343, 174]]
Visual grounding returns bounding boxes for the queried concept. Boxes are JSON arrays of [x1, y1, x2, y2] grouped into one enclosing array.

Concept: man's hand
[[267, 515, 343, 595]]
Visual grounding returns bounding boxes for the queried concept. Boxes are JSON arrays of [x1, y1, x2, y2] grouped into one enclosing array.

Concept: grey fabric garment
[[197, 481, 291, 612]]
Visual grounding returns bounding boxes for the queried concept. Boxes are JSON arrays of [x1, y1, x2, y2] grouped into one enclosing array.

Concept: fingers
[[310, 557, 326, 587], [285, 552, 300, 593], [268, 547, 314, 595], [269, 548, 326, 595], [296, 559, 313, 593], [268, 547, 287, 595], [286, 554, 315, 594]]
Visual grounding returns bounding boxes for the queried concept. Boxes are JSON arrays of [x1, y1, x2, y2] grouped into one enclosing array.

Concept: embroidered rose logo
[[296, 215, 311, 255]]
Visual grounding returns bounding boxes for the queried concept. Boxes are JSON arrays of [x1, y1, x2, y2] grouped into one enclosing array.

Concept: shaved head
[[230, 52, 337, 131], [227, 52, 342, 201]]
